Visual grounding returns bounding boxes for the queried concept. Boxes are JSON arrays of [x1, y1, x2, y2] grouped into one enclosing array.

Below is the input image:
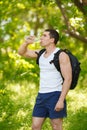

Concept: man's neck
[[45, 45, 56, 54]]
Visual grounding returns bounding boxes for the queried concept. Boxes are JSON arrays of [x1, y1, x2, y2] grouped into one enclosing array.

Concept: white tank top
[[39, 48, 63, 93]]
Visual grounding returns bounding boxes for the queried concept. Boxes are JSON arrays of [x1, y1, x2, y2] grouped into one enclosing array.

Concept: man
[[18, 29, 72, 130]]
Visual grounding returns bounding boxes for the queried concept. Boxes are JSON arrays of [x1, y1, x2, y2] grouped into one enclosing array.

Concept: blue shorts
[[32, 91, 67, 119]]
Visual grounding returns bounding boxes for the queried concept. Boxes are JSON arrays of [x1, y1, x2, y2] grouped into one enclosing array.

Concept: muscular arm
[[59, 52, 72, 100], [55, 52, 72, 111], [18, 36, 39, 58]]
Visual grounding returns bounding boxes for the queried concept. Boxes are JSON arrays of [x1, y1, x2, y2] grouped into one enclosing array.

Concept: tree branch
[[73, 0, 87, 15], [55, 0, 87, 44], [66, 30, 87, 43]]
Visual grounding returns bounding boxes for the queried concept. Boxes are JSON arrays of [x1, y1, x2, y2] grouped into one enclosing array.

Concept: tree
[[55, 0, 87, 44], [0, 0, 86, 86], [0, 1, 87, 130]]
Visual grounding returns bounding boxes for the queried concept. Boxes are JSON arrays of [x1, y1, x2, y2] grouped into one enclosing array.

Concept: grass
[[0, 81, 87, 130], [63, 89, 87, 130]]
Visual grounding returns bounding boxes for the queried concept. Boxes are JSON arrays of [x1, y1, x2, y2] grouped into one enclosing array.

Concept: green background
[[0, 0, 87, 130]]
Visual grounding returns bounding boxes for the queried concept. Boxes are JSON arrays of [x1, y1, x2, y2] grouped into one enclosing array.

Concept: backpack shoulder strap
[[53, 49, 74, 71], [52, 49, 64, 71], [36, 49, 46, 65]]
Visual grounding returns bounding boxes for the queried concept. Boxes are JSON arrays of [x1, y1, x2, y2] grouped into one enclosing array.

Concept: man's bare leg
[[50, 118, 63, 130], [32, 117, 45, 130]]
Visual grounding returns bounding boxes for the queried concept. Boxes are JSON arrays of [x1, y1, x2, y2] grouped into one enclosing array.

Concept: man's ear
[[50, 38, 55, 43]]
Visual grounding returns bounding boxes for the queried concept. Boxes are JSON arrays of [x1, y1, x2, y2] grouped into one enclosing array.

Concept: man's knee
[[32, 123, 41, 130], [51, 118, 63, 130], [52, 124, 62, 130]]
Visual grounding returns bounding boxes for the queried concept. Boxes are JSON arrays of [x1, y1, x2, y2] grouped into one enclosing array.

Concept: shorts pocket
[[35, 95, 43, 105]]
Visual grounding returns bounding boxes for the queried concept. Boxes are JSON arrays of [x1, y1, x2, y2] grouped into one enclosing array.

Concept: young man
[[18, 29, 72, 130]]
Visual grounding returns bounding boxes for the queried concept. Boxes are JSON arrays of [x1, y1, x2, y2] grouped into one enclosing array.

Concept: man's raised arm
[[18, 36, 39, 58]]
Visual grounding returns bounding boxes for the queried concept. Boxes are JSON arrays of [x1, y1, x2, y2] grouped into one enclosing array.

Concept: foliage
[[0, 82, 87, 130], [0, 0, 87, 129]]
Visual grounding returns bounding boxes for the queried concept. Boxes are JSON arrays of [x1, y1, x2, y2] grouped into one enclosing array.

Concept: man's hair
[[45, 29, 59, 44]]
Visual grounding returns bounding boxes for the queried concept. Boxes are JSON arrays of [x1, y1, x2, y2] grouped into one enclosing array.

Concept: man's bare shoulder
[[59, 51, 69, 63]]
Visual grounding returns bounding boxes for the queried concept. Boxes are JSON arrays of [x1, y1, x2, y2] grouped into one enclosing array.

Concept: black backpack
[[36, 49, 81, 90]]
